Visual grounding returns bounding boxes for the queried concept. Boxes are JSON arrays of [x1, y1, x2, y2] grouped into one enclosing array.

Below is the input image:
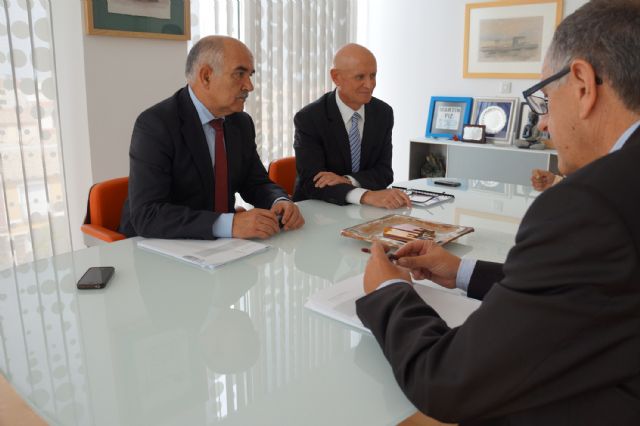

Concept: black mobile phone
[[433, 179, 461, 187], [77, 266, 115, 290]]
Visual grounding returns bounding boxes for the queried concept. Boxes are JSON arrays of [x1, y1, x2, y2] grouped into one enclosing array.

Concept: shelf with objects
[[409, 137, 559, 185], [414, 98, 559, 185]]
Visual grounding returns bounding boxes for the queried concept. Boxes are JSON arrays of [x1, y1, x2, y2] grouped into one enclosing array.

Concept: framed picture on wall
[[85, 0, 191, 40], [463, 0, 563, 79], [471, 97, 519, 145], [425, 96, 473, 139]]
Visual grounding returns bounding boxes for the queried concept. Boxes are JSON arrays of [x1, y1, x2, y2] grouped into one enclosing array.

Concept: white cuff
[[346, 188, 367, 205], [455, 258, 477, 292], [376, 279, 413, 291]]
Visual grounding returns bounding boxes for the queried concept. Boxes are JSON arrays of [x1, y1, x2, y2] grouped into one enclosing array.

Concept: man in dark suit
[[120, 36, 304, 239], [293, 44, 411, 208], [357, 1, 640, 424]]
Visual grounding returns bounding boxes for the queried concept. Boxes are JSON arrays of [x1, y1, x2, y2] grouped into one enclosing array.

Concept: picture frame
[[515, 102, 533, 141], [425, 96, 473, 139], [463, 0, 563, 79], [471, 97, 519, 145], [462, 124, 487, 144], [85, 0, 191, 41]]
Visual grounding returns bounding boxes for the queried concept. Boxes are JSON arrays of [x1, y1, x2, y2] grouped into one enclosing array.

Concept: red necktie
[[210, 119, 228, 212]]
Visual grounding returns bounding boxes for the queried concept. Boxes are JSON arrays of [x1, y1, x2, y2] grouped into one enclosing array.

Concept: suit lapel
[[327, 91, 352, 171], [178, 87, 214, 204]]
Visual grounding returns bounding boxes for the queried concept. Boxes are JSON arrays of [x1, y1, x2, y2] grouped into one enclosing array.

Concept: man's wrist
[[345, 175, 361, 187], [271, 197, 292, 208]]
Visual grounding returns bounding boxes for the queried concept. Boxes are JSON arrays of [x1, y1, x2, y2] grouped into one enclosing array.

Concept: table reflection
[[0, 182, 537, 425]]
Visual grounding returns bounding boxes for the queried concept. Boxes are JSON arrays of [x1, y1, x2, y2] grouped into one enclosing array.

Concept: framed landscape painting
[[463, 0, 563, 79], [85, 0, 191, 40]]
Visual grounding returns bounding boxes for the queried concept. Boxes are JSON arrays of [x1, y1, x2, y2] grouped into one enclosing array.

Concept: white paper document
[[305, 274, 481, 333], [137, 238, 269, 270]]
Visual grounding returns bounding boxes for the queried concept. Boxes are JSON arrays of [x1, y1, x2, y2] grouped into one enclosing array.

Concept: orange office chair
[[81, 177, 128, 246], [268, 156, 296, 197]]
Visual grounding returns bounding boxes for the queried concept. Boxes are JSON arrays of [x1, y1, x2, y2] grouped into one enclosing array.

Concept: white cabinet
[[409, 137, 559, 185]]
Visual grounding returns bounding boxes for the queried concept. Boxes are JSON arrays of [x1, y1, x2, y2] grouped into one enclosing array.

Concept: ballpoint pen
[[361, 247, 399, 261]]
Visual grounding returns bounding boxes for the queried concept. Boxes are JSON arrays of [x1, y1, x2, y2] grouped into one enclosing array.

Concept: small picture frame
[[515, 102, 533, 141], [85, 0, 191, 40], [425, 96, 473, 139], [462, 124, 486, 144], [471, 97, 519, 144]]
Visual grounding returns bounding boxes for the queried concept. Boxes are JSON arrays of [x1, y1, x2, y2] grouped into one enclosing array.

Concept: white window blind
[[0, 0, 71, 269], [191, 0, 357, 164]]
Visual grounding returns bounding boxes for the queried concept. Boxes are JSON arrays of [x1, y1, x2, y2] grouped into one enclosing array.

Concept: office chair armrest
[[81, 224, 126, 243]]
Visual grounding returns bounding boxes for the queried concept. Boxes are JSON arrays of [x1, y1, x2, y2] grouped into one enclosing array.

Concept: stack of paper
[[137, 238, 269, 270], [305, 274, 481, 333]]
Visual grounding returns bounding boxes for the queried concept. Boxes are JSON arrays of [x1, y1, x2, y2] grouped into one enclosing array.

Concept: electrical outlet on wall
[[499, 81, 512, 94]]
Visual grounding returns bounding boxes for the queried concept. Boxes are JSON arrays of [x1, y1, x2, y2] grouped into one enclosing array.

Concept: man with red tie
[[120, 36, 304, 240]]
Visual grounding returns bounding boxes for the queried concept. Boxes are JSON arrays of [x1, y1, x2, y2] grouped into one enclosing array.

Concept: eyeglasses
[[523, 66, 603, 115], [522, 66, 570, 115]]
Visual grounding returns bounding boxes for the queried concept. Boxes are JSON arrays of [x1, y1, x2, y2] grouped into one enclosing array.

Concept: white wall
[[51, 2, 93, 252], [51, 3, 186, 249], [83, 37, 186, 182], [363, 0, 588, 181]]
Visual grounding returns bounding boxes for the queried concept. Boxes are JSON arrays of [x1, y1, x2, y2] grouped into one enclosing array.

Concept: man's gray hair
[[185, 36, 227, 82], [546, 0, 640, 111]]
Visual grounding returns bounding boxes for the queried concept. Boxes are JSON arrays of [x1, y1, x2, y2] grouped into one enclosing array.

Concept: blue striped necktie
[[349, 112, 361, 173]]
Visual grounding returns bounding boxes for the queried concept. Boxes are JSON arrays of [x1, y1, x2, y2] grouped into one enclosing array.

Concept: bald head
[[331, 43, 377, 110], [333, 43, 376, 70]]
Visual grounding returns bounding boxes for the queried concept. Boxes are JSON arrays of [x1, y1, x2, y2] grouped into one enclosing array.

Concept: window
[[191, 0, 358, 164], [0, 0, 71, 269]]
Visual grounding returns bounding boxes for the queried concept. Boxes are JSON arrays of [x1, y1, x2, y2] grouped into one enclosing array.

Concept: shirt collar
[[335, 89, 365, 123], [610, 120, 640, 153], [188, 85, 221, 125]]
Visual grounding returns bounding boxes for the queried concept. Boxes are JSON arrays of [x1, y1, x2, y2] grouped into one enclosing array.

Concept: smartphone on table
[[77, 266, 115, 290]]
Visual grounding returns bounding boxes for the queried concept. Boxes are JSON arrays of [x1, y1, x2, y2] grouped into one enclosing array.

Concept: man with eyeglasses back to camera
[[356, 1, 640, 424]]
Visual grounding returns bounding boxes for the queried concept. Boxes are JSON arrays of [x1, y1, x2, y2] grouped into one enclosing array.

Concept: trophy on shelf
[[515, 110, 547, 150]]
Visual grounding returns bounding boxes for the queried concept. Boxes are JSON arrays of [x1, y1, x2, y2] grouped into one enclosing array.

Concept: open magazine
[[137, 238, 269, 270]]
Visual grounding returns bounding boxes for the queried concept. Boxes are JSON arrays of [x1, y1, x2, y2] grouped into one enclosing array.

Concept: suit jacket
[[356, 128, 640, 425], [292, 90, 394, 205], [119, 86, 287, 239]]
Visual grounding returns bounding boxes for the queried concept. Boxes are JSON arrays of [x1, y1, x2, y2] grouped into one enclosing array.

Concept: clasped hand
[[313, 171, 351, 188], [363, 240, 461, 294], [232, 201, 304, 239]]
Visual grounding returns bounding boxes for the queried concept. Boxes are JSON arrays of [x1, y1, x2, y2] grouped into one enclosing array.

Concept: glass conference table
[[0, 178, 539, 425]]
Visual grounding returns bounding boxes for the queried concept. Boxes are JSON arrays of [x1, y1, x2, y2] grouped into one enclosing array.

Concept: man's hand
[[394, 240, 461, 289], [271, 200, 305, 231], [531, 169, 557, 191], [313, 171, 351, 188], [361, 188, 412, 209], [232, 208, 280, 239], [363, 242, 412, 294]]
